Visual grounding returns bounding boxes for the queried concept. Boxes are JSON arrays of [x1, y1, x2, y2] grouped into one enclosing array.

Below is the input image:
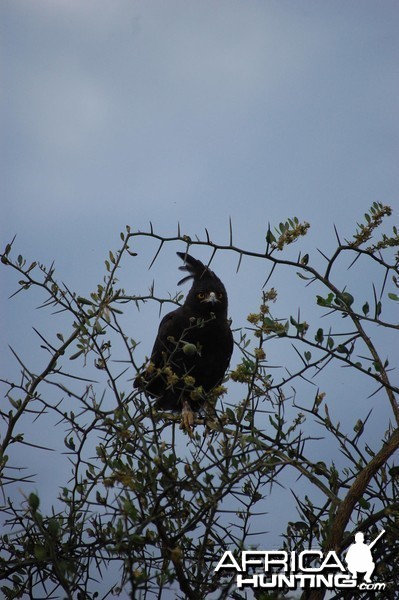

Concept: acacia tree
[[1, 203, 398, 600]]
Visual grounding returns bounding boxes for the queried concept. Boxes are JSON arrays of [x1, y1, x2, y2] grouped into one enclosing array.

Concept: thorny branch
[[1, 203, 398, 600]]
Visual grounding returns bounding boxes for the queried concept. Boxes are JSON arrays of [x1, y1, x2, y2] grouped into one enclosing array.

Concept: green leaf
[[389, 466, 399, 479], [336, 345, 347, 354], [47, 518, 60, 538], [269, 415, 280, 430], [316, 293, 334, 307], [263, 316, 275, 327], [64, 436, 76, 450], [70, 349, 85, 360], [34, 544, 47, 561], [388, 293, 399, 302], [359, 497, 370, 510], [77, 296, 94, 306], [26, 261, 37, 273], [362, 301, 370, 316], [353, 419, 363, 433], [300, 253, 309, 265], [225, 408, 235, 422], [315, 328, 324, 344], [28, 492, 40, 512], [296, 271, 312, 280]]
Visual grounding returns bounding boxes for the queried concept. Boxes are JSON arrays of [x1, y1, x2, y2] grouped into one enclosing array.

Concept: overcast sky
[[3, 1, 398, 258], [2, 0, 398, 355], [1, 1, 399, 596]]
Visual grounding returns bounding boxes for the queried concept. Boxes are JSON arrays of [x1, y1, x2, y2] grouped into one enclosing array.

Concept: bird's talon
[[181, 401, 195, 436]]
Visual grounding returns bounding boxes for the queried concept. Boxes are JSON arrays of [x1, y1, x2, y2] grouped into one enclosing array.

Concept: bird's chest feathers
[[185, 315, 224, 344], [179, 313, 226, 362]]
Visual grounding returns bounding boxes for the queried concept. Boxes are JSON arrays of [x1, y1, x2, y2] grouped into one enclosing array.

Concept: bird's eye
[[197, 292, 205, 299], [217, 292, 223, 299]]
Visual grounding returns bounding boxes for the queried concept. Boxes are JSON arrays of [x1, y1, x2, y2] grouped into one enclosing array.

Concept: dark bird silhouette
[[134, 252, 233, 430]]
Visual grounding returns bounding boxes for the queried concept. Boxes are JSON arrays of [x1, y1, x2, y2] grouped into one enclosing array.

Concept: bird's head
[[189, 284, 227, 317], [176, 252, 229, 317]]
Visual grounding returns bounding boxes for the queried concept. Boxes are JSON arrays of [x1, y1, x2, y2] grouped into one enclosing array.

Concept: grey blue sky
[[3, 1, 398, 258], [2, 0, 398, 353]]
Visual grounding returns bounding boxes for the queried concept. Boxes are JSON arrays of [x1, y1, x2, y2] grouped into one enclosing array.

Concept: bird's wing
[[150, 307, 185, 366]]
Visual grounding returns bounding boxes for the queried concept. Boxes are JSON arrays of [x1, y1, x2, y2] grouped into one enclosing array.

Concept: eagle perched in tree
[[134, 252, 234, 431]]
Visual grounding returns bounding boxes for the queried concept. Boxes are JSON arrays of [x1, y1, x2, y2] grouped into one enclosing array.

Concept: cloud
[[3, 0, 398, 234]]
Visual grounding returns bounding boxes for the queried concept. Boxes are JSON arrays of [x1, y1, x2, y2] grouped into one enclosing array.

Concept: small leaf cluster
[[267, 217, 310, 251]]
